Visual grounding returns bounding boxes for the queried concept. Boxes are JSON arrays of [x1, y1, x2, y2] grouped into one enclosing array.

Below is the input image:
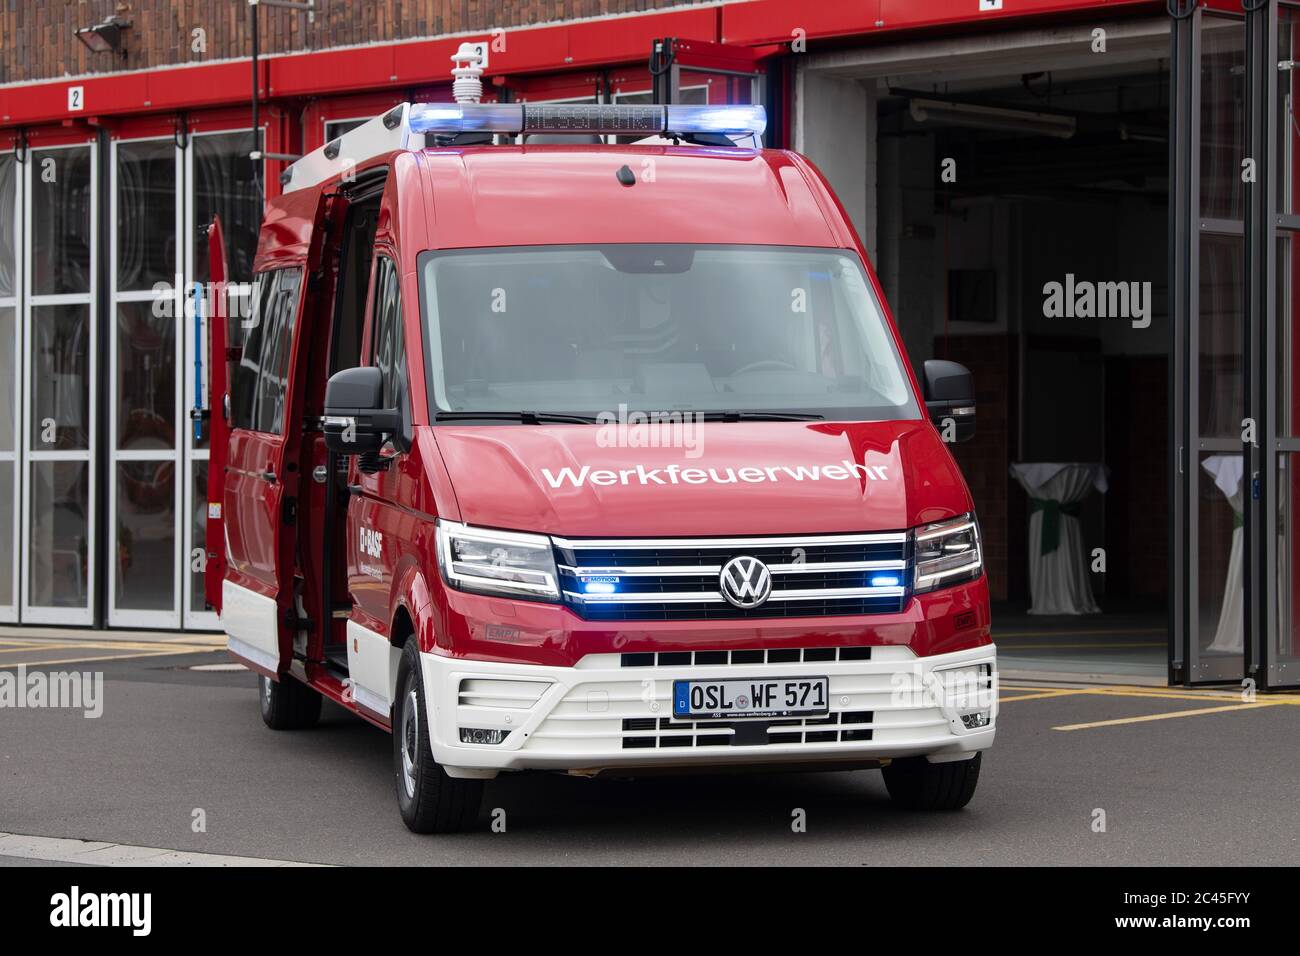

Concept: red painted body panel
[[412, 146, 837, 252], [203, 219, 231, 615], [253, 184, 322, 270], [221, 125, 990, 703], [431, 577, 992, 668], [429, 420, 969, 538], [223, 430, 287, 598]]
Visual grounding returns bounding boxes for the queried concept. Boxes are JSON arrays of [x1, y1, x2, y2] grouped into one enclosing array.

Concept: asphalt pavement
[[1, 633, 1297, 866]]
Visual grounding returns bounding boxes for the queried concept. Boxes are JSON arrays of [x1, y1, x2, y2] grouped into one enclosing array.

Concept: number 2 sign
[[68, 86, 85, 112]]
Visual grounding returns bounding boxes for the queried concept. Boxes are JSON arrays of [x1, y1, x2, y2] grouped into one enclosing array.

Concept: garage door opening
[[859, 37, 1173, 680]]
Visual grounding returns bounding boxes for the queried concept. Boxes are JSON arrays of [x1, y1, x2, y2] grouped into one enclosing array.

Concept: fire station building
[[1, 0, 1296, 689]]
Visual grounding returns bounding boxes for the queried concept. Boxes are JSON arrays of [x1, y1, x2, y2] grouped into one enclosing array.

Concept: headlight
[[436, 520, 560, 601], [912, 513, 982, 593]]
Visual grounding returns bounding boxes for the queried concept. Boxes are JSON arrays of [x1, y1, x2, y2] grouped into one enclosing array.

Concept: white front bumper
[[421, 644, 997, 776]]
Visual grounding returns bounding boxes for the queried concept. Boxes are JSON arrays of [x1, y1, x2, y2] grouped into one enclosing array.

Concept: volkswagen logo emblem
[[719, 555, 772, 609]]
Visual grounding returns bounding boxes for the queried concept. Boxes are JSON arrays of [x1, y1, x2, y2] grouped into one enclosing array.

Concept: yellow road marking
[[0, 643, 99, 654], [0, 640, 223, 654], [0, 647, 221, 669], [994, 627, 1167, 639], [998, 641, 1164, 650], [1000, 689, 1089, 702], [1053, 700, 1289, 731], [999, 684, 1300, 708], [58, 641, 225, 653]]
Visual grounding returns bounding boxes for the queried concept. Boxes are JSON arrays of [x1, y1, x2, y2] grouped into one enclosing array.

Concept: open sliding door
[[1172, 0, 1300, 689], [0, 149, 19, 623], [1171, 3, 1247, 685], [1258, 1, 1300, 688]]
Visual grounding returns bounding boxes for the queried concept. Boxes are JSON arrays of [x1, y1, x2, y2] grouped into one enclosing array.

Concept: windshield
[[418, 244, 919, 421]]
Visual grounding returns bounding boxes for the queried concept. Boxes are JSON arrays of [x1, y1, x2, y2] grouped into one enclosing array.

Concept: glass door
[[1173, 0, 1300, 689], [0, 150, 19, 623], [109, 136, 183, 628], [1172, 8, 1248, 684], [183, 130, 262, 630], [21, 142, 98, 626], [106, 127, 261, 630], [1260, 1, 1300, 688]]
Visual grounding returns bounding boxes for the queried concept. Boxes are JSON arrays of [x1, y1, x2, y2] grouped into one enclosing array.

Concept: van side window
[[370, 257, 406, 410], [329, 199, 380, 375], [231, 267, 303, 433]]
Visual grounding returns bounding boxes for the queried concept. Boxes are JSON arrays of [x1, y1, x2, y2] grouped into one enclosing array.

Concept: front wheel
[[393, 639, 483, 834], [259, 673, 322, 730], [882, 752, 982, 811]]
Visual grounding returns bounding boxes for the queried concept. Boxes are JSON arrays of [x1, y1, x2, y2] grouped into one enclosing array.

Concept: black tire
[[882, 752, 982, 811], [259, 672, 322, 730], [393, 639, 484, 834]]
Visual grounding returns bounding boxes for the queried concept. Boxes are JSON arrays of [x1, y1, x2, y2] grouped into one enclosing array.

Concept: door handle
[[261, 469, 277, 483]]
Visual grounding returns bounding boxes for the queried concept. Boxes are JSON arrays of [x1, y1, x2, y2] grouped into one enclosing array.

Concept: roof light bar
[[408, 103, 767, 139]]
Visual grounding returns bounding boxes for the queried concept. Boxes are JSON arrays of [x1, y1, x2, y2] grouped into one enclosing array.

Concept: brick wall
[[937, 333, 1013, 602], [0, 1, 706, 85]]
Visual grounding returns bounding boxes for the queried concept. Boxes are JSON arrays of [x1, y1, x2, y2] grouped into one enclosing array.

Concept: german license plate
[[673, 677, 829, 720]]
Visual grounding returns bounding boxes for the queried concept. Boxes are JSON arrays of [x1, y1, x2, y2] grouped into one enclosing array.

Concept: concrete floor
[[991, 602, 1168, 683]]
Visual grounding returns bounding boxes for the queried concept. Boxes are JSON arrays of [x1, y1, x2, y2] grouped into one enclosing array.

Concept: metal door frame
[[1171, 4, 1248, 684], [20, 140, 99, 627], [107, 133, 185, 629], [1253, 0, 1300, 688], [0, 148, 22, 623]]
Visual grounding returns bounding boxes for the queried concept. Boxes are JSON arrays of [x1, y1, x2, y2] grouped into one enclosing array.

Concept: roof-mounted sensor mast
[[280, 40, 767, 194]]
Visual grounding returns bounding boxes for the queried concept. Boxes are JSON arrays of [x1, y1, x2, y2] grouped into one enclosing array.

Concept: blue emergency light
[[409, 102, 767, 139]]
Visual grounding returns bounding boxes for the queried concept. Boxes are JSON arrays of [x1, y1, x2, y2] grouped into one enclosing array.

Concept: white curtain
[[1010, 462, 1109, 616], [1202, 455, 1243, 654]]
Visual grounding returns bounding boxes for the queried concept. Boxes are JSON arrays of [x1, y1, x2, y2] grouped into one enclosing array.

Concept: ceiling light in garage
[[909, 97, 1076, 139]]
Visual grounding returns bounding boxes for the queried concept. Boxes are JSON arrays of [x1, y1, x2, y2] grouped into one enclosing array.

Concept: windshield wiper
[[434, 410, 598, 425], [699, 411, 826, 422]]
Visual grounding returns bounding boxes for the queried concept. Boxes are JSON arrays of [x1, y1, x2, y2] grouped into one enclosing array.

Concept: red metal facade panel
[[1, 0, 1168, 131], [722, 0, 1163, 45], [564, 8, 719, 67], [876, 0, 1164, 31]]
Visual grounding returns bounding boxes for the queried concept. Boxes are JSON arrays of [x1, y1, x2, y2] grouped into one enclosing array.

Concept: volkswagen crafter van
[[202, 99, 996, 833]]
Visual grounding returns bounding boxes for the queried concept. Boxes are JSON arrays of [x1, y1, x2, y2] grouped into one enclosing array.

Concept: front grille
[[620, 647, 872, 667], [619, 711, 876, 749], [554, 532, 910, 621], [521, 660, 959, 757]]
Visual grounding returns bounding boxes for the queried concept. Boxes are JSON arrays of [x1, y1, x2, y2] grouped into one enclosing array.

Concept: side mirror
[[922, 359, 976, 443], [324, 366, 401, 455]]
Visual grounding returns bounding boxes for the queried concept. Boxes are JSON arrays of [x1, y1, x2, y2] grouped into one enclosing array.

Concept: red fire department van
[[202, 91, 995, 833]]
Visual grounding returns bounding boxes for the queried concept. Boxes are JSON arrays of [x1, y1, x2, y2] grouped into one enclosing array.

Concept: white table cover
[[1201, 455, 1244, 654], [1009, 462, 1109, 616]]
